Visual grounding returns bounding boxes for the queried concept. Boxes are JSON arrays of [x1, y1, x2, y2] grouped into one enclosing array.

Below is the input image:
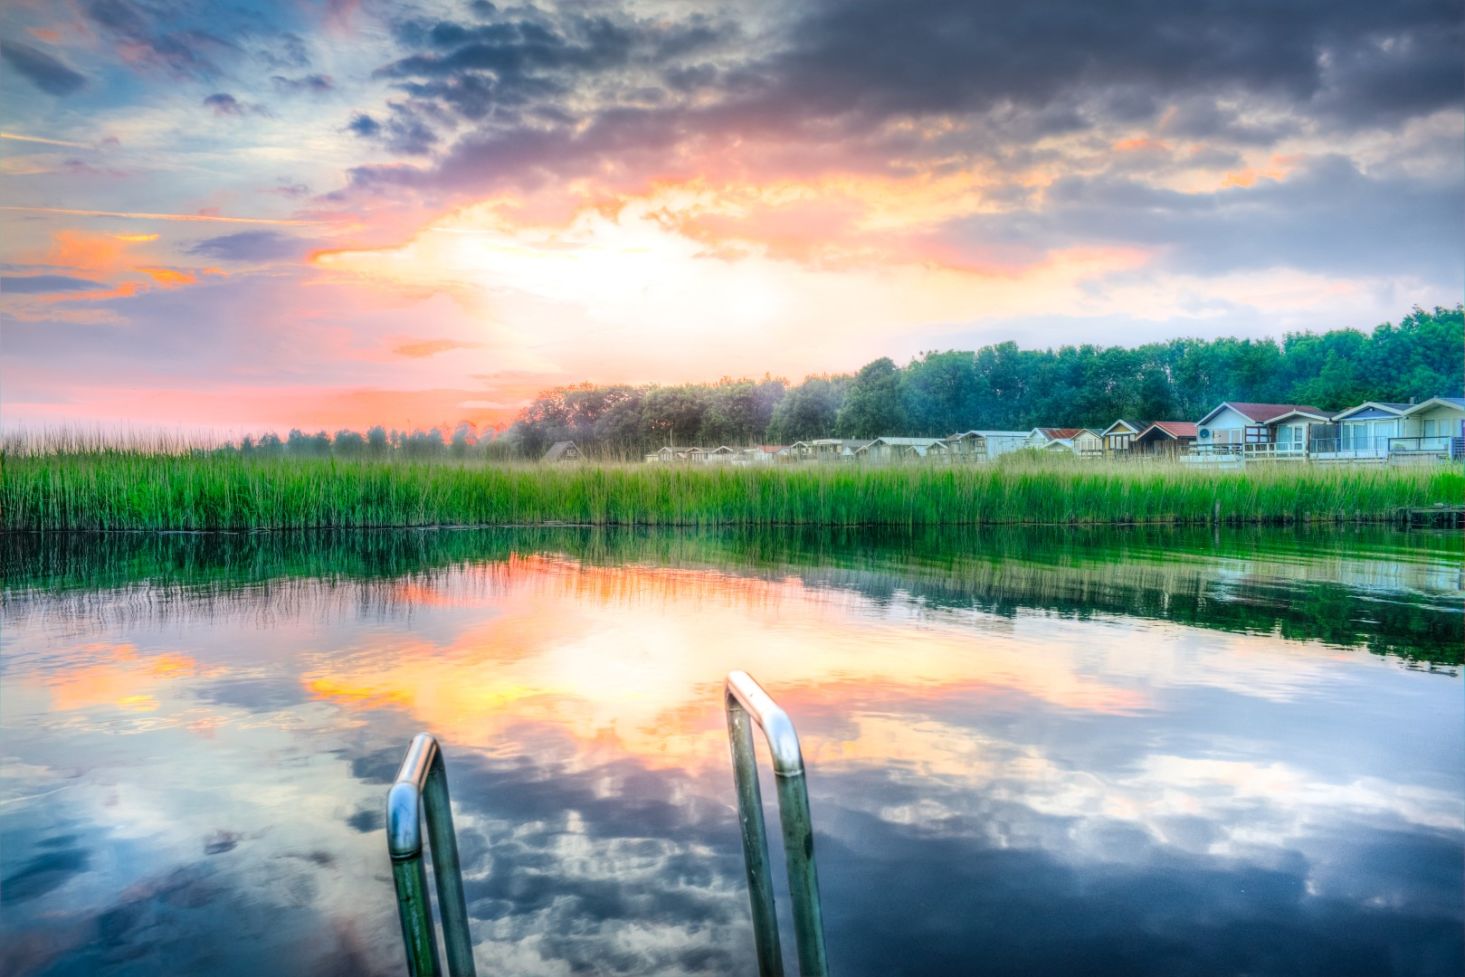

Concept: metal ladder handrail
[[725, 670, 830, 976], [387, 733, 477, 977]]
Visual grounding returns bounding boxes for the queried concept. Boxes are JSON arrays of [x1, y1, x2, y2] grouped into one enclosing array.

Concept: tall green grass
[[2, 446, 1459, 530]]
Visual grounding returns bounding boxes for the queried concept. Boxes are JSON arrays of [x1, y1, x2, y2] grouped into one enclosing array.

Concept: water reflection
[[1, 528, 1460, 976]]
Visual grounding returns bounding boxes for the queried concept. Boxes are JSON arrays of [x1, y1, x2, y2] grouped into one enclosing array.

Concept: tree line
[[504, 305, 1462, 457], [220, 305, 1461, 460]]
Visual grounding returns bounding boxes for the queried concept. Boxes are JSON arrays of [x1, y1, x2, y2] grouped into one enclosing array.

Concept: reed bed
[[2, 448, 1459, 530]]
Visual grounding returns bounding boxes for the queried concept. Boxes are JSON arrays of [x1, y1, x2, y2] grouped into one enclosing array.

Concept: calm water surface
[[2, 527, 1461, 977]]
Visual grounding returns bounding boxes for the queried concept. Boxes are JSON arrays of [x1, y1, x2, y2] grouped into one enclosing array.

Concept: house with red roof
[[1025, 427, 1085, 453], [1193, 402, 1330, 459], [1134, 421, 1198, 456]]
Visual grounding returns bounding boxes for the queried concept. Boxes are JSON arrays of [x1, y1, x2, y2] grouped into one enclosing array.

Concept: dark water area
[[1, 527, 1461, 976]]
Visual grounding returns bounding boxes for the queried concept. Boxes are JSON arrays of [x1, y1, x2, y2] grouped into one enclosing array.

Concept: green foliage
[[2, 450, 1458, 531], [767, 375, 849, 442], [836, 357, 906, 436]]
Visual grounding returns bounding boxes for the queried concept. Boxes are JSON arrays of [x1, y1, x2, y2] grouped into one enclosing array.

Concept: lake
[[2, 527, 1461, 977]]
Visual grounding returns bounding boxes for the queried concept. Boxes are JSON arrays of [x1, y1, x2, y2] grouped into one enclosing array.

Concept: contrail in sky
[[0, 132, 93, 149], [0, 206, 323, 225]]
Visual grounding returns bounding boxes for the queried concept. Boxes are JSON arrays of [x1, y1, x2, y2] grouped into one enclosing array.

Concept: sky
[[1, 0, 1461, 433]]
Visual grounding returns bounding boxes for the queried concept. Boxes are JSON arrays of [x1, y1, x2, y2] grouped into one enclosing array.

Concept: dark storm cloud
[[363, 5, 731, 148], [346, 112, 381, 137], [0, 40, 87, 95], [0, 847, 91, 905], [271, 73, 334, 95], [951, 155, 1463, 280], [83, 0, 239, 79], [187, 230, 310, 262], [2, 274, 107, 294], [348, 0, 1462, 188], [347, 103, 439, 155], [203, 92, 246, 116]]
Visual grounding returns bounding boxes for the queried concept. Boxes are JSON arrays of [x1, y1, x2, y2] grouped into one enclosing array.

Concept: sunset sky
[[2, 0, 1460, 432]]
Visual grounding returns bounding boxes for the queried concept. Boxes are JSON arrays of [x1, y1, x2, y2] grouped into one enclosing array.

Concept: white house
[[853, 436, 948, 462], [1193, 402, 1329, 459], [807, 438, 868, 461], [1397, 398, 1465, 457], [1313, 402, 1411, 460], [1072, 429, 1104, 458], [946, 430, 1029, 460]]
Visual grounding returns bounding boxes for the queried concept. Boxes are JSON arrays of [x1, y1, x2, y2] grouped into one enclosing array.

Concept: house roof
[[759, 445, 787, 453], [1137, 421, 1197, 440], [810, 438, 870, 449], [541, 440, 579, 461], [861, 436, 946, 446], [1100, 419, 1144, 436], [949, 430, 1029, 439], [1198, 402, 1328, 425], [1402, 397, 1465, 416], [1331, 401, 1411, 421], [1033, 427, 1083, 440]]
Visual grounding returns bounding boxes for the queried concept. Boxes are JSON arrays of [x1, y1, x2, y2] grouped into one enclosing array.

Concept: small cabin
[[945, 430, 1029, 461], [649, 446, 697, 463], [705, 445, 738, 463], [1072, 429, 1104, 458], [853, 437, 948, 462], [1026, 428, 1083, 453], [541, 441, 583, 462], [1134, 422, 1197, 456], [1100, 420, 1145, 455], [808, 438, 867, 461]]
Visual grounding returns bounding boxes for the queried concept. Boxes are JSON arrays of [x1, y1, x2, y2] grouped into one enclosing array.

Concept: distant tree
[[768, 375, 848, 442], [900, 351, 982, 435], [837, 358, 906, 437], [449, 422, 476, 458], [333, 429, 366, 456], [257, 432, 283, 457], [402, 428, 445, 458], [366, 426, 389, 456]]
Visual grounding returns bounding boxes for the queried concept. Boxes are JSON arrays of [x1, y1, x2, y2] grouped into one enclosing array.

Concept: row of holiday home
[[1182, 398, 1465, 463], [644, 432, 1035, 464], [633, 398, 1464, 466]]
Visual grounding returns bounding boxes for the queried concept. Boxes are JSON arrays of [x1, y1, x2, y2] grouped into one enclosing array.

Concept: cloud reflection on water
[[0, 531, 1460, 976]]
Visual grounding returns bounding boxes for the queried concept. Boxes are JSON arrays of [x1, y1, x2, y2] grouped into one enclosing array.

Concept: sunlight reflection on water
[[1, 528, 1461, 976]]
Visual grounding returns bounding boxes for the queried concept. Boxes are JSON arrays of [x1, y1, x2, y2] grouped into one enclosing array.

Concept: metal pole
[[725, 671, 830, 976], [424, 750, 475, 977], [727, 691, 785, 976], [387, 733, 478, 977]]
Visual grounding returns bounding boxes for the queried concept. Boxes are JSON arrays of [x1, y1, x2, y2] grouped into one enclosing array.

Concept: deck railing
[[1387, 435, 1460, 457], [387, 733, 477, 977], [725, 670, 830, 976]]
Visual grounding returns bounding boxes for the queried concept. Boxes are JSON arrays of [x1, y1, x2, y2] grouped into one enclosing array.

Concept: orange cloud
[[40, 643, 199, 712], [393, 338, 481, 358], [300, 557, 1149, 772], [136, 266, 197, 286], [1113, 136, 1169, 153]]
